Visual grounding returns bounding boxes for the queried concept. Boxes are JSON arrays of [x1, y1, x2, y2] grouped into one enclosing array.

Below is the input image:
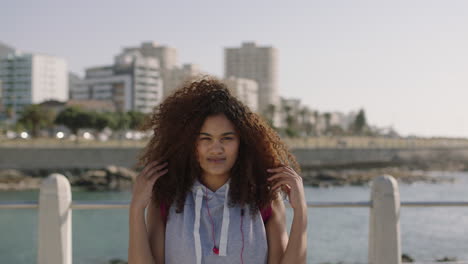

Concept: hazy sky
[[2, 0, 468, 137]]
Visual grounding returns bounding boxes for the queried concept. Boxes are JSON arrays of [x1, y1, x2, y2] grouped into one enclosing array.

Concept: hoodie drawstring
[[193, 182, 231, 262], [194, 187, 204, 264], [219, 183, 230, 256]]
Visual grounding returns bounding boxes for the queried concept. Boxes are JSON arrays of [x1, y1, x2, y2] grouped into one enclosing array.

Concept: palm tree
[[323, 112, 331, 134], [352, 109, 367, 135], [299, 107, 310, 137], [313, 111, 320, 136], [263, 104, 277, 128]]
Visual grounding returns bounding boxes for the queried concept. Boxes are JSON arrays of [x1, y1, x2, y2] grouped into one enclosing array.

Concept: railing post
[[369, 175, 401, 264], [37, 173, 72, 264]]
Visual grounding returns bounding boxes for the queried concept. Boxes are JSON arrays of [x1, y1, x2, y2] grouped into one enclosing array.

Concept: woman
[[128, 77, 307, 264]]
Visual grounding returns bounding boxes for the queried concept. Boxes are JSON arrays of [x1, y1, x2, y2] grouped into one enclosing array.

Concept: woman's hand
[[130, 160, 168, 211], [267, 166, 307, 212]]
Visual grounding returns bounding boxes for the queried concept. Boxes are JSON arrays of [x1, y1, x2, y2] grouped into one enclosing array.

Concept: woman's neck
[[200, 174, 230, 192]]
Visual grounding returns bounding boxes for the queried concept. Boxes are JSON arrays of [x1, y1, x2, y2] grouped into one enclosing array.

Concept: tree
[[55, 107, 92, 135], [263, 104, 277, 128], [299, 107, 314, 137], [352, 109, 368, 134], [127, 111, 148, 130], [17, 104, 55, 137], [76, 110, 96, 129], [313, 111, 320, 136], [110, 111, 131, 131], [6, 106, 15, 119], [328, 125, 345, 136], [281, 103, 301, 138], [93, 112, 113, 132], [323, 112, 331, 134]]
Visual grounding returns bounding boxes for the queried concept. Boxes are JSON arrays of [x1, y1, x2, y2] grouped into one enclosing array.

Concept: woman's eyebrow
[[199, 132, 236, 136]]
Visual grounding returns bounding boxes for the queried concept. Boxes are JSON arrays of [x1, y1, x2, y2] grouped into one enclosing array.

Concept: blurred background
[[1, 0, 468, 263]]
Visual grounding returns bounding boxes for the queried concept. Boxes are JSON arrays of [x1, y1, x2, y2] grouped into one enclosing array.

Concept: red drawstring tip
[[213, 246, 219, 255]]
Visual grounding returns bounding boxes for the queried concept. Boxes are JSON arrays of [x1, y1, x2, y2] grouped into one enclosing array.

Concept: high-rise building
[[122, 41, 177, 70], [74, 50, 162, 113], [123, 41, 193, 98], [224, 77, 258, 112], [0, 42, 15, 58], [0, 53, 68, 120], [224, 42, 279, 114], [0, 42, 15, 116], [68, 72, 82, 99], [0, 79, 3, 113], [162, 64, 201, 97]]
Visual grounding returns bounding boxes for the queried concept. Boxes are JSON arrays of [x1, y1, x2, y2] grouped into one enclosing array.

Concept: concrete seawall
[[293, 148, 400, 167], [0, 147, 142, 170], [2, 147, 468, 170]]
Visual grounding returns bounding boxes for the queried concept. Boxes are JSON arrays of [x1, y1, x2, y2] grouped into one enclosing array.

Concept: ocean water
[[0, 171, 467, 264]]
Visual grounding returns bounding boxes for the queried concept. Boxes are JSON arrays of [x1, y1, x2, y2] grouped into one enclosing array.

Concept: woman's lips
[[208, 158, 226, 163]]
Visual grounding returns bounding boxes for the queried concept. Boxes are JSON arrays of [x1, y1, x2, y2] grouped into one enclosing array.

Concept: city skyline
[[2, 0, 468, 137]]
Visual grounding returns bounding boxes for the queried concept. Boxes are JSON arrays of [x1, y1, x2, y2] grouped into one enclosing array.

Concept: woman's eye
[[223, 137, 233, 140], [200, 137, 210, 141]]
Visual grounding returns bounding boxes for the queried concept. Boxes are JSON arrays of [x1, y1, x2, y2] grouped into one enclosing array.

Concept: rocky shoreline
[[0, 166, 137, 191], [0, 163, 465, 191], [301, 166, 458, 188]]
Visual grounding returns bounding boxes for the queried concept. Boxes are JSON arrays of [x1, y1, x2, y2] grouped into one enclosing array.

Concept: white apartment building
[[224, 77, 258, 112], [68, 72, 82, 99], [122, 41, 177, 70], [74, 50, 162, 113], [162, 64, 201, 97], [340, 111, 357, 131], [122, 41, 193, 98], [73, 69, 132, 111], [0, 42, 15, 58], [224, 42, 279, 114], [0, 53, 68, 120]]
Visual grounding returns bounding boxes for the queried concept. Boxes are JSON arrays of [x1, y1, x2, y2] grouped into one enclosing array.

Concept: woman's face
[[196, 114, 240, 180]]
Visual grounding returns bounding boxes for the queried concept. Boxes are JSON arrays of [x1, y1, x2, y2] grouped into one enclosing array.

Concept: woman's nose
[[209, 141, 224, 153]]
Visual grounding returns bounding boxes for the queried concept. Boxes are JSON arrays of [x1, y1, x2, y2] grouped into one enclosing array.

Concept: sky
[[1, 0, 468, 138]]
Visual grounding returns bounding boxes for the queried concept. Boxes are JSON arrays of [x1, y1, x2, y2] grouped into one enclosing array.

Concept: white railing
[[1, 174, 468, 264]]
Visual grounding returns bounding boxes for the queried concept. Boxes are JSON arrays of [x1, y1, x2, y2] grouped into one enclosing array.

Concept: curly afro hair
[[138, 76, 299, 215]]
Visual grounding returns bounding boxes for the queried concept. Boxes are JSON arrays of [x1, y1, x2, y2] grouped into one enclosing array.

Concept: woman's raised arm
[[266, 166, 308, 264], [146, 199, 166, 263], [128, 161, 168, 264]]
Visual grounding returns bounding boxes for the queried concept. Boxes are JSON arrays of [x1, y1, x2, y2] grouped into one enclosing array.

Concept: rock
[[73, 165, 138, 191], [0, 174, 41, 191], [0, 169, 29, 183], [105, 165, 137, 181], [0, 166, 139, 191], [436, 256, 457, 262], [302, 166, 451, 187], [0, 169, 42, 190], [402, 253, 414, 262], [82, 170, 108, 184], [109, 259, 127, 264], [104, 165, 137, 190]]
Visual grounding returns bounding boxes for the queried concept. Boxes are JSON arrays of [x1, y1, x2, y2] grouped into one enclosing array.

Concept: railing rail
[[3, 200, 468, 209]]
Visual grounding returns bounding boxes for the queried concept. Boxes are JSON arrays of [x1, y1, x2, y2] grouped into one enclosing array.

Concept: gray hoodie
[[164, 179, 268, 264]]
